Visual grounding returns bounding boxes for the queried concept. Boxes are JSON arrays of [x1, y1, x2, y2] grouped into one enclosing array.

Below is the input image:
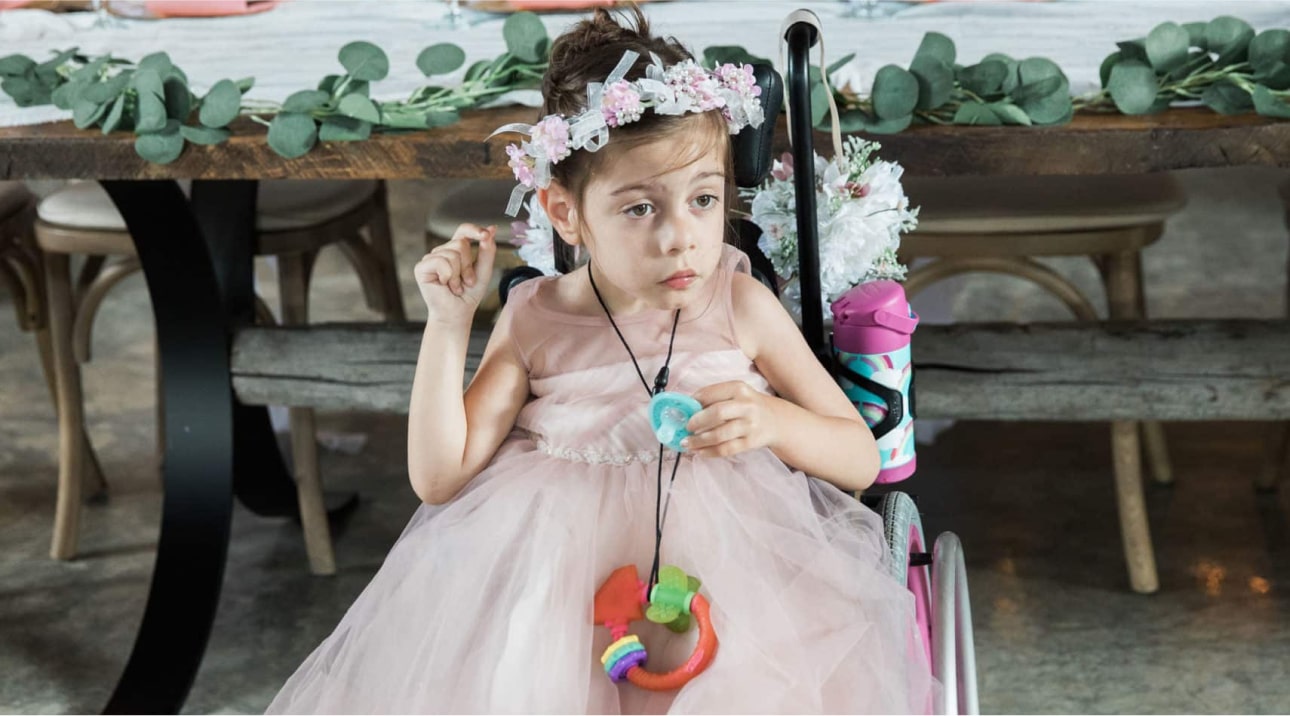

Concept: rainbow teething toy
[[593, 564, 718, 691]]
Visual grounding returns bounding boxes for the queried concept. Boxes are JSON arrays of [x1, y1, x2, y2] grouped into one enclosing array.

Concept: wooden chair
[[898, 173, 1187, 594], [33, 179, 404, 574], [1257, 180, 1290, 492], [423, 179, 527, 322]]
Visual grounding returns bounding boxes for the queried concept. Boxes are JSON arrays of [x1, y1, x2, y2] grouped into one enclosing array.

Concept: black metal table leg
[[99, 180, 296, 713]]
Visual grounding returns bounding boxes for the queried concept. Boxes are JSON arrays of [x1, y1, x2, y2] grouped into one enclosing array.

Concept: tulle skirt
[[266, 436, 937, 714]]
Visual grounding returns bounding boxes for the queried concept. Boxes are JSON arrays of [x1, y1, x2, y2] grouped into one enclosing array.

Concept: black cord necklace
[[588, 263, 683, 590]]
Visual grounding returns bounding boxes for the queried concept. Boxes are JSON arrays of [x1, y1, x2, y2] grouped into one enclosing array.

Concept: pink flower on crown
[[506, 143, 536, 188], [666, 61, 725, 112], [716, 63, 762, 98], [601, 80, 644, 127], [530, 116, 571, 162]]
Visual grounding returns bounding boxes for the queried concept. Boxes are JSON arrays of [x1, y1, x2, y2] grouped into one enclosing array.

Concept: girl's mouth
[[662, 270, 697, 289]]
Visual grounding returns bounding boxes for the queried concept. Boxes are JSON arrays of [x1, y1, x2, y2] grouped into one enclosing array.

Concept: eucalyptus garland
[[0, 11, 552, 163], [1, 12, 1288, 164]]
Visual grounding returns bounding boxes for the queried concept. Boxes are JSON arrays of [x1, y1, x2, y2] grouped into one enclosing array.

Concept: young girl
[[268, 9, 936, 713]]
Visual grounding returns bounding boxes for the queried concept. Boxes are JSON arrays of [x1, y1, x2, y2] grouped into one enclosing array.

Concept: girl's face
[[544, 121, 728, 315]]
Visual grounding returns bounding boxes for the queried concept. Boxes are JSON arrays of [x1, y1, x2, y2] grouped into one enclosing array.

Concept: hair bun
[[541, 7, 693, 117]]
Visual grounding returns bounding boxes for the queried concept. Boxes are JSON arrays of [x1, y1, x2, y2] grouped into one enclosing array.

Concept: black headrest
[[731, 63, 782, 189]]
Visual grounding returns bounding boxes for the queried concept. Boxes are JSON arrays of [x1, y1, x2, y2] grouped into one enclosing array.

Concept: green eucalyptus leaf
[[1253, 61, 1290, 91], [913, 32, 955, 67], [960, 59, 1009, 97], [1107, 60, 1159, 115], [982, 53, 1021, 94], [179, 124, 231, 145], [987, 101, 1032, 126], [338, 41, 389, 82], [910, 56, 953, 110], [135, 119, 185, 164], [235, 76, 254, 93], [1166, 50, 1212, 81], [1202, 80, 1253, 114], [827, 52, 856, 77], [283, 89, 330, 113], [424, 110, 460, 128], [463, 59, 492, 83], [1011, 74, 1063, 103], [101, 93, 126, 134], [1252, 84, 1290, 118], [503, 12, 549, 64], [1099, 51, 1122, 89], [0, 54, 36, 77], [135, 91, 168, 132], [1017, 57, 1062, 86], [267, 112, 318, 159], [417, 43, 467, 77], [953, 101, 1001, 126], [35, 49, 78, 84], [318, 115, 372, 141], [72, 98, 107, 129], [131, 68, 164, 99], [872, 64, 919, 120], [1206, 16, 1255, 65], [1116, 40, 1148, 64], [809, 78, 830, 127], [1019, 80, 1071, 124], [137, 52, 173, 76], [863, 113, 912, 134], [163, 77, 193, 120], [1146, 22, 1189, 73], [198, 79, 241, 128], [51, 80, 85, 110], [1183, 22, 1208, 49], [83, 73, 129, 104], [1249, 29, 1290, 72], [70, 56, 108, 83], [338, 93, 380, 123], [835, 108, 871, 132], [345, 79, 371, 97], [317, 74, 340, 94], [702, 45, 771, 69], [2, 77, 36, 106]]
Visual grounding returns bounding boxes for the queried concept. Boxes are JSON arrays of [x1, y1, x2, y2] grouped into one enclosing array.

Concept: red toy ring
[[593, 565, 719, 691]]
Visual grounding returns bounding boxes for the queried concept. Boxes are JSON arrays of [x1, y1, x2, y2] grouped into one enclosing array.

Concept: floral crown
[[489, 49, 766, 216]]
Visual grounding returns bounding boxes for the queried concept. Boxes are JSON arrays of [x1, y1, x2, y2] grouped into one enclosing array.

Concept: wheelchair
[[499, 27, 980, 711]]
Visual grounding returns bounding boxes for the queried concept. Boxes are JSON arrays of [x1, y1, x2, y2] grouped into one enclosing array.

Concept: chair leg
[[1104, 248, 1161, 593], [278, 250, 336, 576], [34, 324, 108, 499], [1111, 420, 1159, 593], [366, 182, 405, 322], [43, 252, 85, 560]]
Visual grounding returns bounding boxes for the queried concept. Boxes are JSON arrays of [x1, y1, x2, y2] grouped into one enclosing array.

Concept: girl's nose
[[658, 211, 695, 255]]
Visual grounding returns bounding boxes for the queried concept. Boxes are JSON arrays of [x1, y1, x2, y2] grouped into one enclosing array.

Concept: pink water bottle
[[831, 281, 919, 483]]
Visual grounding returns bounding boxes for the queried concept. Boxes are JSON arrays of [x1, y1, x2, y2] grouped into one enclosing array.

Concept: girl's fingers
[[683, 419, 747, 451]]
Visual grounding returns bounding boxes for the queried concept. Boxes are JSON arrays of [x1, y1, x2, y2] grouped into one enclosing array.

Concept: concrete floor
[[2, 170, 1290, 714]]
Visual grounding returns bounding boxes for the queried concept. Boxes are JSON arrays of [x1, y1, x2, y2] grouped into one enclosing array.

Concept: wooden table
[[3, 108, 1289, 712]]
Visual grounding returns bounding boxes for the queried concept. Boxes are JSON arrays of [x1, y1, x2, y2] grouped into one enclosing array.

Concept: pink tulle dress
[[267, 246, 937, 714]]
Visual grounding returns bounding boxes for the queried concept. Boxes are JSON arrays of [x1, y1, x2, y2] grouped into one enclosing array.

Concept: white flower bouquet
[[740, 136, 918, 322]]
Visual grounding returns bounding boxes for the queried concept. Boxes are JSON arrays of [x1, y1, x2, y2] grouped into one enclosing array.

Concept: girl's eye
[[693, 194, 720, 209], [625, 203, 654, 217]]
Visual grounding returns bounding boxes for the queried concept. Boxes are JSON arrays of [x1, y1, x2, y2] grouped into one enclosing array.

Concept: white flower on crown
[[490, 49, 765, 218], [510, 195, 557, 276], [741, 137, 919, 322]]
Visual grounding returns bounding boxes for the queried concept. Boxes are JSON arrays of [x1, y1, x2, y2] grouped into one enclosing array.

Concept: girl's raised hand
[[682, 381, 781, 458], [414, 223, 497, 325]]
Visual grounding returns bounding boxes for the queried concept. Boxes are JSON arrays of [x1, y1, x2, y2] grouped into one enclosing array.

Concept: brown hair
[[540, 6, 735, 273]]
